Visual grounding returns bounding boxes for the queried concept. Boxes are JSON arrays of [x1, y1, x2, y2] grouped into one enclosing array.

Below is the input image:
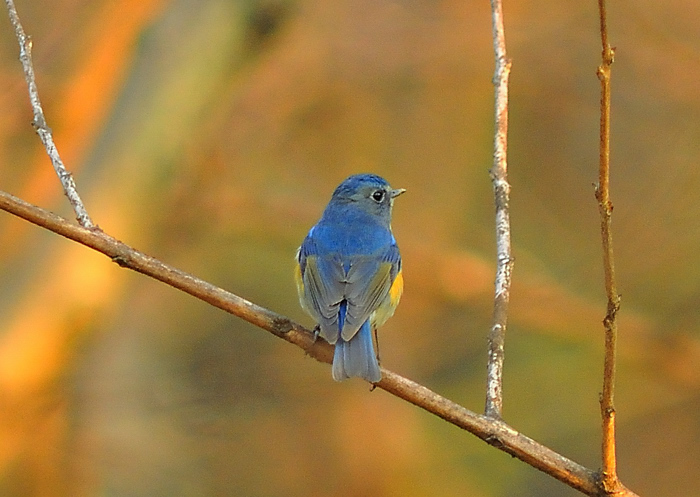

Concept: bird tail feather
[[332, 320, 381, 383]]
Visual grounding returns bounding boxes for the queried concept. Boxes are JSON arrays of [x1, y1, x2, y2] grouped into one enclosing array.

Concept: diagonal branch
[[595, 0, 622, 494], [485, 0, 514, 419], [0, 189, 639, 497], [4, 0, 94, 228]]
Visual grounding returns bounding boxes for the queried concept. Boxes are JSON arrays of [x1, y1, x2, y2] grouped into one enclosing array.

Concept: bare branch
[[485, 0, 514, 420], [0, 189, 640, 496], [4, 0, 94, 228], [595, 0, 622, 494]]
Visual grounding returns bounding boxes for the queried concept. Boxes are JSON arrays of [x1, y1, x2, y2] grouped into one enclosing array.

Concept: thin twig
[[595, 0, 622, 494], [0, 189, 641, 497], [485, 0, 514, 420], [4, 0, 94, 228]]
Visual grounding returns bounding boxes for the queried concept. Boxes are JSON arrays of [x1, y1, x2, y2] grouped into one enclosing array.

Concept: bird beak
[[391, 188, 406, 198]]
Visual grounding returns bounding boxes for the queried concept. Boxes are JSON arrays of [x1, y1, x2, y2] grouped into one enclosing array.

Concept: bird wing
[[341, 242, 401, 341], [297, 236, 346, 342], [298, 235, 401, 343]]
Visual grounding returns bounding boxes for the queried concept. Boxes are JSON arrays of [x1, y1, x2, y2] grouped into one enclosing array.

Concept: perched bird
[[295, 174, 404, 383]]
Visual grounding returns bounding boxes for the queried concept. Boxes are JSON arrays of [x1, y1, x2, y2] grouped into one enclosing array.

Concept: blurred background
[[0, 0, 698, 495]]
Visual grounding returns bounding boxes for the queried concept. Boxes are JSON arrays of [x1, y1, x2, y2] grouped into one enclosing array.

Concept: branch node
[[111, 255, 130, 268], [31, 117, 50, 133], [271, 316, 293, 335], [604, 46, 615, 65], [485, 433, 505, 450]]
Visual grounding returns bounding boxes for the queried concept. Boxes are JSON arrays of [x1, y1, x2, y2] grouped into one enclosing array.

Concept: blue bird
[[295, 174, 404, 382]]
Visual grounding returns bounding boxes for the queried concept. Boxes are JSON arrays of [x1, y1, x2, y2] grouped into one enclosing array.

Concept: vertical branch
[[595, 0, 621, 493], [485, 0, 513, 419], [4, 0, 94, 228]]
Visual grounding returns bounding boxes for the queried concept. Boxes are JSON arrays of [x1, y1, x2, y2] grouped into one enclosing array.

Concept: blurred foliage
[[0, 0, 699, 496]]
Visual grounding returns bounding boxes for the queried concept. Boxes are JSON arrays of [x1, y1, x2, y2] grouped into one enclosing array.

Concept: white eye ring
[[371, 190, 385, 202]]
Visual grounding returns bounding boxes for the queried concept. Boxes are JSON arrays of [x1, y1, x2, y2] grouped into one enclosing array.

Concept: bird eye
[[371, 190, 385, 202]]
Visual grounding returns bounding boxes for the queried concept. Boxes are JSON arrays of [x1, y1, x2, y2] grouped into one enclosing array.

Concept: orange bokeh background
[[0, 1, 699, 496]]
